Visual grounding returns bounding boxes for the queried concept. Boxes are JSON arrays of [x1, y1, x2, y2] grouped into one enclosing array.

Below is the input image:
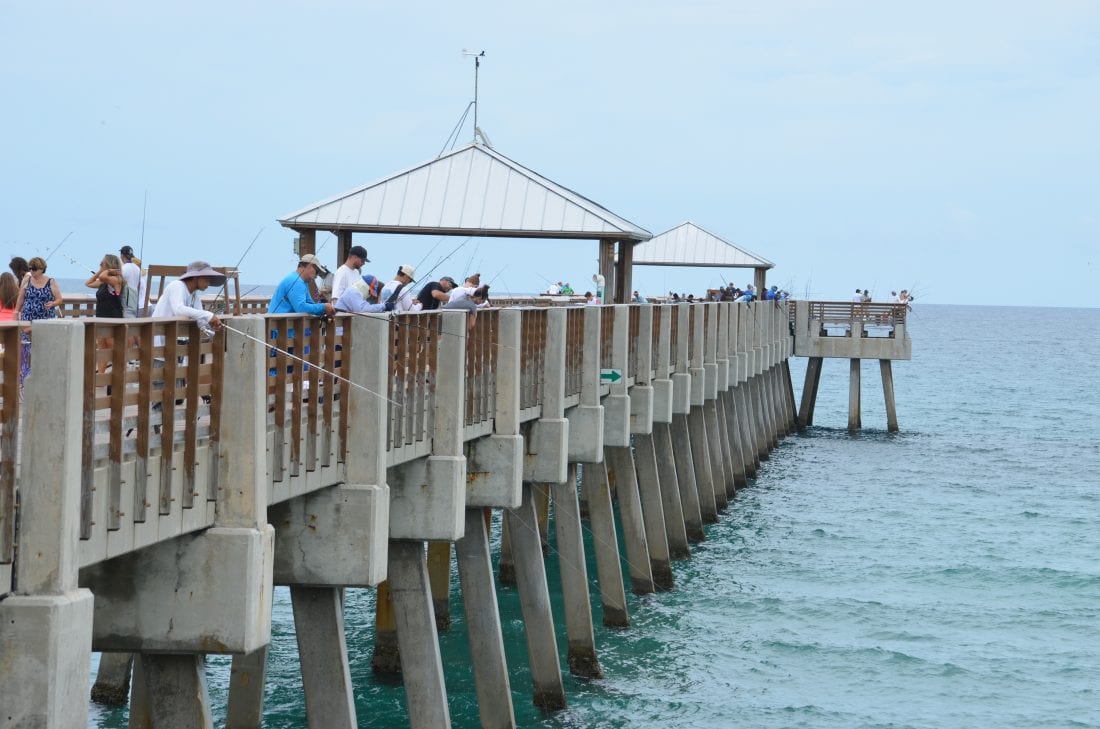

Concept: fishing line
[[221, 322, 403, 408], [212, 226, 264, 313]]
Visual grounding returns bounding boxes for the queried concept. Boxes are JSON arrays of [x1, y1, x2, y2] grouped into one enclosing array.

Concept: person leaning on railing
[[152, 261, 225, 332]]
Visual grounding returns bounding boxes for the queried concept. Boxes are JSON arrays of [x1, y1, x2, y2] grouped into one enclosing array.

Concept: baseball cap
[[440, 276, 457, 286], [299, 254, 330, 277], [349, 245, 369, 261], [120, 245, 134, 257]]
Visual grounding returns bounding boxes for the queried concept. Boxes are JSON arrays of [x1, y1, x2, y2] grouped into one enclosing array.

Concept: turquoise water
[[90, 304, 1100, 728]]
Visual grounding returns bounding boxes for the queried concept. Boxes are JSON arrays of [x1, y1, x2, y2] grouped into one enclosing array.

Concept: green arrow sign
[[600, 369, 623, 383]]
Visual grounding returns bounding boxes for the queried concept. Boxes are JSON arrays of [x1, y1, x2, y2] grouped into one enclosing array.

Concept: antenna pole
[[473, 54, 479, 136]]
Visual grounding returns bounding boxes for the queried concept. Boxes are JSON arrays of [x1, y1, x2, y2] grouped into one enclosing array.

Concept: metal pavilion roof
[[632, 221, 773, 269], [279, 142, 652, 241]]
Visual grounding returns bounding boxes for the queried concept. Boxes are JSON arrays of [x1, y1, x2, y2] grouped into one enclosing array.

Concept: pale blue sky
[[2, 1, 1097, 305]]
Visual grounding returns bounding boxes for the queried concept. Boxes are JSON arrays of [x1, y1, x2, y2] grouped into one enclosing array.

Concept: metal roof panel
[[633, 221, 774, 268], [279, 143, 651, 241]]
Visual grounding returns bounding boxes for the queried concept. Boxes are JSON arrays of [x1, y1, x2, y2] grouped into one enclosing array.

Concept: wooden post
[[598, 239, 615, 304], [880, 359, 899, 432], [616, 241, 633, 304], [296, 229, 316, 257], [335, 230, 352, 269]]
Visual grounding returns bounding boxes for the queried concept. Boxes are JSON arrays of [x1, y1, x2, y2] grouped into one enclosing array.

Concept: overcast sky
[[3, 1, 1097, 305]]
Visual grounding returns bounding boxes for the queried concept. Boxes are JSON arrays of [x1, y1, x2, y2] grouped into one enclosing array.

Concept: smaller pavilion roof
[[279, 142, 651, 242], [632, 221, 773, 269]]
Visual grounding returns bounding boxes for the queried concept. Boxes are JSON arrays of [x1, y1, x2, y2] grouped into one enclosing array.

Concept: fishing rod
[[462, 238, 483, 279], [138, 190, 147, 262], [416, 237, 472, 286], [42, 231, 74, 264], [212, 226, 264, 313]]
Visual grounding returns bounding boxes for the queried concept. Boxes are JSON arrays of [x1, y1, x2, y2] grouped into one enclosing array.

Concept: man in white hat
[[380, 264, 419, 312], [269, 254, 335, 317], [152, 260, 225, 330]]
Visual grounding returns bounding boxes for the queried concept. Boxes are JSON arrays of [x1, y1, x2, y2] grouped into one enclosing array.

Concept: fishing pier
[[1, 141, 913, 727], [1, 299, 805, 727]]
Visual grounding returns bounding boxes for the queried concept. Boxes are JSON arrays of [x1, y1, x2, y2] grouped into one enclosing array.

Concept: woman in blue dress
[[14, 256, 63, 382]]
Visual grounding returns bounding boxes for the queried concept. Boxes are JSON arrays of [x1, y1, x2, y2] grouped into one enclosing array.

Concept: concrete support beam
[[580, 461, 629, 626], [605, 445, 656, 595], [526, 308, 569, 483], [92, 652, 134, 705], [652, 422, 691, 558], [849, 358, 862, 431], [631, 434, 674, 588], [129, 654, 214, 729], [468, 309, 523, 508], [798, 356, 823, 427], [566, 306, 604, 462], [720, 391, 747, 489], [687, 409, 719, 523], [0, 321, 95, 727], [880, 359, 899, 432], [455, 508, 516, 728], [427, 542, 452, 631], [389, 541, 451, 729], [550, 466, 602, 678], [670, 415, 706, 541], [505, 483, 567, 710], [602, 306, 632, 447], [389, 311, 467, 540], [226, 646, 268, 729], [703, 400, 730, 509], [291, 587, 357, 728], [371, 582, 400, 674]]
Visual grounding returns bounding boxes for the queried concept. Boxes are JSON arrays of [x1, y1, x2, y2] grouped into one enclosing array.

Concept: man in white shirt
[[152, 261, 224, 330], [547, 281, 562, 295], [448, 273, 481, 304], [330, 245, 369, 301], [119, 244, 146, 317], [380, 265, 419, 312]]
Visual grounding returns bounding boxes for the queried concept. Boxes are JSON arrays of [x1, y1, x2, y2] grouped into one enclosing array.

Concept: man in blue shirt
[[268, 254, 335, 317]]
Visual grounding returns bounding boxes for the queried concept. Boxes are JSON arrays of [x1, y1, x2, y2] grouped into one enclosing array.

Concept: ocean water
[[90, 304, 1100, 728]]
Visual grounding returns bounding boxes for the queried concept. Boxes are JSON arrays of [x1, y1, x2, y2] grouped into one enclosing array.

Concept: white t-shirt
[[152, 279, 214, 326], [121, 261, 146, 309], [331, 264, 360, 302], [380, 279, 418, 312], [448, 285, 475, 304]]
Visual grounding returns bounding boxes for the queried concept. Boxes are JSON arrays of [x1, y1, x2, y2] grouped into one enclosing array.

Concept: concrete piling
[[605, 445, 656, 594], [91, 653, 134, 705], [291, 586, 357, 728], [653, 422, 692, 557], [455, 508, 516, 729], [631, 433, 675, 588], [427, 541, 452, 631], [880, 359, 899, 432], [580, 460, 630, 627], [849, 358, 862, 430], [550, 465, 603, 677], [505, 483, 567, 710], [389, 540, 451, 729]]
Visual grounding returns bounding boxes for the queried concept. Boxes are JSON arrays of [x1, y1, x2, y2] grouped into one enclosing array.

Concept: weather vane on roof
[[461, 49, 492, 147]]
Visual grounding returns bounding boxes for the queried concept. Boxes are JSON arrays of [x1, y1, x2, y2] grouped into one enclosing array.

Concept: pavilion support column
[[753, 267, 767, 295], [335, 230, 353, 270], [598, 239, 616, 304], [615, 241, 633, 304], [296, 229, 316, 257]]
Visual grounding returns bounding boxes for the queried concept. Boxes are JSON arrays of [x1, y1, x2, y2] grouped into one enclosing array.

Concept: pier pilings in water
[[0, 300, 818, 727]]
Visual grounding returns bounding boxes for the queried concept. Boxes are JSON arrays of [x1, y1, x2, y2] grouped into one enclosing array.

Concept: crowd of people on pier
[[268, 246, 493, 333]]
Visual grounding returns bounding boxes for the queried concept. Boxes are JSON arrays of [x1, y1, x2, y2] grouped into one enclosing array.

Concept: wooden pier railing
[[0, 301, 793, 599]]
